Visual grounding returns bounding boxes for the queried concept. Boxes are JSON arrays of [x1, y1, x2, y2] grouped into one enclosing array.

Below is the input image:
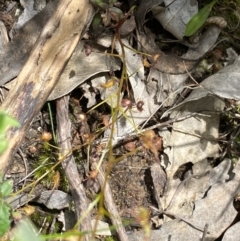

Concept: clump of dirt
[[107, 151, 156, 218]]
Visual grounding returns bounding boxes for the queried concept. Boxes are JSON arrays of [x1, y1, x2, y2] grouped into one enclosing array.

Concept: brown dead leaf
[[151, 162, 166, 210], [140, 130, 163, 161]]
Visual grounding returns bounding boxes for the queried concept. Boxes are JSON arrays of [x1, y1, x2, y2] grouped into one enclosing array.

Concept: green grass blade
[[185, 0, 218, 36]]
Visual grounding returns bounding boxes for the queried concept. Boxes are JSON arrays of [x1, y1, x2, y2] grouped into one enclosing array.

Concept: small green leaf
[[109, 0, 117, 5], [185, 0, 218, 36], [0, 139, 8, 155], [89, 0, 109, 9], [91, 12, 103, 32], [13, 219, 44, 241], [109, 6, 123, 15], [0, 112, 20, 135], [0, 180, 13, 197], [0, 204, 11, 237]]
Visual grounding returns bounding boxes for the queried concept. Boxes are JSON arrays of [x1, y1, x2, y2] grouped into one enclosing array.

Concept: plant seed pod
[[41, 131, 52, 142]]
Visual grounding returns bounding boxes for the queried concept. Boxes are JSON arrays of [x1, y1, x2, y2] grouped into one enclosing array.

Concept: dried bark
[[0, 0, 95, 173]]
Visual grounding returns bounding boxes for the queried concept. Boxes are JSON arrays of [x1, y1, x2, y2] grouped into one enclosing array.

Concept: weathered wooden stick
[[56, 96, 93, 240], [0, 0, 95, 173]]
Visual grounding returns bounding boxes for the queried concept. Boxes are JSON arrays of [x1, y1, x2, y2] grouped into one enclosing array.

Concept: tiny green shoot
[[0, 111, 20, 155], [0, 174, 13, 237]]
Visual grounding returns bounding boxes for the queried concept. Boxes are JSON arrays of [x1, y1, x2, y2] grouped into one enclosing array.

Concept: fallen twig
[[96, 112, 211, 145], [150, 206, 207, 233], [93, 162, 129, 241], [56, 96, 92, 241]]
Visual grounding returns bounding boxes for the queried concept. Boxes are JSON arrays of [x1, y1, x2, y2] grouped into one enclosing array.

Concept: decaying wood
[[0, 0, 60, 86], [0, 0, 95, 173], [56, 96, 92, 240]]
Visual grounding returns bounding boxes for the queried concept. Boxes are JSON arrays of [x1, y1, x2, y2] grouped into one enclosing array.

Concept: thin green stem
[[48, 102, 57, 144]]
